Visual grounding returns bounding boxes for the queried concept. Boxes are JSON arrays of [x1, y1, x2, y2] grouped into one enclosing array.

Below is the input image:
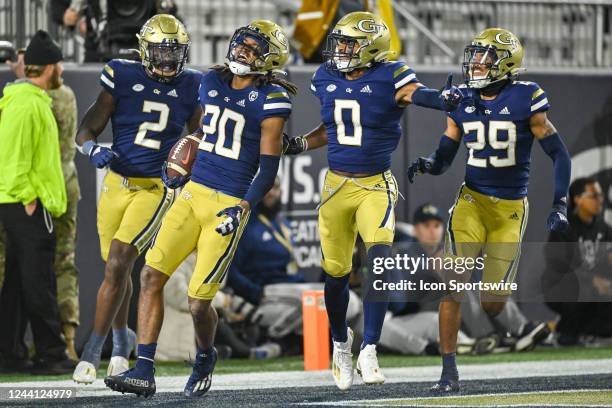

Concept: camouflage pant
[[0, 174, 80, 327]]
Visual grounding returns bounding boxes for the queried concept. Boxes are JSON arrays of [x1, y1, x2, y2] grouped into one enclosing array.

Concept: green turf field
[[365, 390, 612, 406], [0, 346, 610, 383]]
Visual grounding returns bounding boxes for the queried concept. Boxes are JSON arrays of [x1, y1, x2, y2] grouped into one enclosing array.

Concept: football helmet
[[225, 20, 290, 76], [463, 28, 524, 89], [323, 11, 393, 72], [137, 14, 190, 84]]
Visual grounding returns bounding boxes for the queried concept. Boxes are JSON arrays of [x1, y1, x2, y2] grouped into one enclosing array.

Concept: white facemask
[[229, 61, 251, 76], [333, 56, 360, 72]]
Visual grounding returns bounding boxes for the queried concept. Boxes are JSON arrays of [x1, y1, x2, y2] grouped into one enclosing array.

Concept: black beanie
[[24, 30, 63, 65]]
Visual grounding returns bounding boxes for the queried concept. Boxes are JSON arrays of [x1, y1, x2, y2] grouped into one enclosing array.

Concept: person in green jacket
[[1, 45, 81, 363], [0, 30, 75, 375]]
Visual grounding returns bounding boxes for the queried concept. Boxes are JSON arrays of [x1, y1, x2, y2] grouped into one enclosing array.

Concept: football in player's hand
[[166, 133, 201, 178]]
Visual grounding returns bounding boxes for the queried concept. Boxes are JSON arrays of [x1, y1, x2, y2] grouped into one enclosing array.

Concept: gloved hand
[[282, 133, 307, 155], [440, 73, 464, 112], [215, 205, 244, 236], [161, 162, 189, 189], [407, 156, 434, 183], [89, 144, 118, 168], [547, 203, 569, 232]]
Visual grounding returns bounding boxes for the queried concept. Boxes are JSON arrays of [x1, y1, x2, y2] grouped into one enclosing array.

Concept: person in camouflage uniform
[[0, 49, 80, 361]]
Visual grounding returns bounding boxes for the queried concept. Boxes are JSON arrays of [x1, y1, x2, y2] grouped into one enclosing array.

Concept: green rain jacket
[[0, 80, 67, 217]]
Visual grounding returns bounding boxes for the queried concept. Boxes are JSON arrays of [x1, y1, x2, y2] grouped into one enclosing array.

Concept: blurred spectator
[[380, 203, 545, 355], [63, 0, 179, 62], [543, 177, 612, 346], [156, 253, 281, 361], [0, 41, 17, 66], [293, 0, 401, 63], [227, 177, 304, 305], [0, 42, 81, 362], [380, 204, 485, 355], [294, 0, 367, 63], [226, 178, 359, 351], [0, 31, 74, 374]]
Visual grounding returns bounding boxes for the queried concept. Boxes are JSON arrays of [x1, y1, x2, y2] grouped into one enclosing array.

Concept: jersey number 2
[[463, 121, 517, 168], [134, 101, 169, 150]]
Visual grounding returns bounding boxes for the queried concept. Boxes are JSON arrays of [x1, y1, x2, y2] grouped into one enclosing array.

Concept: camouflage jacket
[[47, 84, 80, 199]]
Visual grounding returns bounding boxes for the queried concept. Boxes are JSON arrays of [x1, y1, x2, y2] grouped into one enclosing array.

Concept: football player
[[407, 28, 571, 392], [72, 14, 202, 383], [283, 11, 463, 390], [104, 20, 294, 398]]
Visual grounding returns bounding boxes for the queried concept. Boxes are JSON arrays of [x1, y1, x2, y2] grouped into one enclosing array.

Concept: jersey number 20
[[463, 121, 517, 168], [199, 104, 245, 160]]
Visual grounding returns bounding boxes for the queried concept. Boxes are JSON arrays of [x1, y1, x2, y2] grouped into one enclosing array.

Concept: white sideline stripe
[[1, 358, 611, 399], [100, 74, 114, 89], [298, 389, 612, 406], [394, 73, 416, 89], [531, 97, 549, 111], [310, 84, 316, 92], [264, 102, 292, 110]]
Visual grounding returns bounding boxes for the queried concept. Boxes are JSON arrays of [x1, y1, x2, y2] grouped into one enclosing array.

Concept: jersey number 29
[[463, 121, 517, 168]]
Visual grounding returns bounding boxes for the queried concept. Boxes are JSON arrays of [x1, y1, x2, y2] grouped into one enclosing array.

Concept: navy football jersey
[[191, 70, 292, 198], [99, 59, 201, 177], [448, 80, 550, 199], [311, 61, 419, 174]]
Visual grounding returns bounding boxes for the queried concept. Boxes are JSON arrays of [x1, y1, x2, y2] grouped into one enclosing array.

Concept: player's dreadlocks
[[210, 64, 298, 95]]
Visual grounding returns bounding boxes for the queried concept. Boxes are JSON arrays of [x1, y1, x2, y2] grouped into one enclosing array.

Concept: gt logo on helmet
[[273, 30, 288, 47], [357, 19, 383, 34], [495, 33, 516, 47]]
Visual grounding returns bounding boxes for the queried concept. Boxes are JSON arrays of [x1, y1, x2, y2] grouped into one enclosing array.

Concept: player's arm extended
[[407, 117, 462, 182], [75, 89, 115, 149], [75, 90, 119, 168], [531, 112, 571, 208], [240, 116, 286, 212], [283, 122, 328, 155], [395, 74, 463, 112]]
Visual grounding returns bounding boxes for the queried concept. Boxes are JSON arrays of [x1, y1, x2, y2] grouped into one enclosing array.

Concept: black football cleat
[[105, 367, 156, 398], [430, 378, 460, 393], [184, 347, 217, 397]]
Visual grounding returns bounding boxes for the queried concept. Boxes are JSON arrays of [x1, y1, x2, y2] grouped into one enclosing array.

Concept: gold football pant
[[445, 184, 528, 296], [318, 170, 398, 278]]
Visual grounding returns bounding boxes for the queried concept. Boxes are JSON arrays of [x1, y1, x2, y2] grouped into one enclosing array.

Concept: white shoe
[[357, 344, 385, 384], [107, 356, 130, 376], [331, 327, 354, 390], [73, 361, 97, 384]]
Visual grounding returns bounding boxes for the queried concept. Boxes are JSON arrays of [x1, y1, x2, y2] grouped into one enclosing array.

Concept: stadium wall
[[1, 66, 611, 348]]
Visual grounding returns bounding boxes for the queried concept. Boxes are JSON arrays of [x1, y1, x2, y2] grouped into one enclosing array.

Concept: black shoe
[[30, 356, 76, 375], [105, 367, 156, 398], [430, 378, 460, 393], [184, 347, 217, 397], [515, 322, 550, 351]]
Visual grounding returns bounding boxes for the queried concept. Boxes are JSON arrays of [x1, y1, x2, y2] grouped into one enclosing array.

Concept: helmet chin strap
[[480, 77, 510, 97]]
